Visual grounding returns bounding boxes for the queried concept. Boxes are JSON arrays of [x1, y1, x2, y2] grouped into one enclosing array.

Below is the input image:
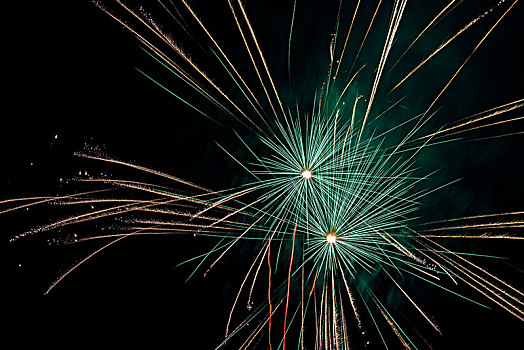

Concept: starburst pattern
[[4, 1, 524, 349]]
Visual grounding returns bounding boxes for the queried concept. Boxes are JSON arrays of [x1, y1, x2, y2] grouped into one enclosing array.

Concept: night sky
[[4, 1, 524, 348]]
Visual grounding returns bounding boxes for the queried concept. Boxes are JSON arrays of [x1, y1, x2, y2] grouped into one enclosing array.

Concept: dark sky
[[4, 1, 524, 349]]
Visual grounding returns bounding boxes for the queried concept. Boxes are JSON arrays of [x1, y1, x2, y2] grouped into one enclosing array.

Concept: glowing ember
[[301, 169, 312, 179], [326, 232, 337, 244]]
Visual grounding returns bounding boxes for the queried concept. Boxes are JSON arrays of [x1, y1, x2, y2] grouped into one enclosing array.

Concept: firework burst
[[4, 0, 524, 349]]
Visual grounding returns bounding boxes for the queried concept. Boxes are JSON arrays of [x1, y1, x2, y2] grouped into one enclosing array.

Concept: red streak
[[309, 269, 319, 296], [283, 214, 299, 350], [268, 235, 272, 350]]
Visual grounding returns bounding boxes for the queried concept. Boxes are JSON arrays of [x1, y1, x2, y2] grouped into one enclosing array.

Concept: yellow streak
[[338, 261, 361, 329], [371, 226, 441, 281], [428, 238, 524, 299], [373, 296, 412, 350], [232, 297, 286, 350], [367, 223, 416, 261], [76, 178, 254, 217], [331, 269, 340, 350], [333, 0, 361, 80], [140, 207, 255, 223], [225, 0, 279, 123], [202, 194, 268, 233], [348, 0, 383, 75], [0, 189, 112, 215], [338, 296, 350, 350], [101, 2, 257, 130], [177, 0, 265, 129], [358, 0, 406, 143], [422, 210, 524, 225], [418, 239, 524, 320], [428, 221, 524, 231], [79, 153, 210, 191], [205, 212, 266, 281], [465, 130, 524, 142], [192, 186, 256, 220], [424, 234, 524, 240], [416, 0, 519, 127], [415, 104, 524, 141], [332, 64, 367, 113], [438, 253, 524, 320], [77, 228, 230, 242], [433, 116, 524, 140], [45, 228, 149, 295], [132, 219, 239, 231], [141, 41, 244, 125], [226, 237, 270, 338], [386, 271, 442, 334], [29, 199, 174, 235], [33, 184, 245, 237], [389, 0, 505, 94], [236, 0, 289, 123], [417, 248, 458, 285], [389, 0, 460, 72], [0, 196, 53, 205], [100, 180, 239, 214], [97, 5, 214, 107], [322, 282, 329, 350], [121, 1, 249, 121], [58, 198, 164, 206], [445, 98, 524, 127]]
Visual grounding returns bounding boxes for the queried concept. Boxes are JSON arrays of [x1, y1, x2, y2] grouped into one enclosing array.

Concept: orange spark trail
[[386, 271, 442, 334], [310, 270, 319, 296], [0, 189, 113, 216], [358, 0, 407, 143], [423, 234, 524, 240], [78, 153, 210, 191], [421, 210, 524, 225], [373, 296, 412, 350], [226, 0, 279, 124], [205, 212, 266, 275], [417, 0, 519, 127], [177, 0, 264, 130], [265, 214, 284, 350], [414, 102, 524, 142], [389, 0, 462, 73], [389, 0, 508, 94], [283, 214, 299, 350], [333, 0, 361, 80], [236, 0, 289, 124], [45, 228, 150, 295], [427, 221, 524, 231], [349, 0, 383, 75], [332, 64, 367, 113]]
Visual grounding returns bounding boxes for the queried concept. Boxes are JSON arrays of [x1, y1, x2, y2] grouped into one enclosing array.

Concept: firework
[[4, 0, 524, 349]]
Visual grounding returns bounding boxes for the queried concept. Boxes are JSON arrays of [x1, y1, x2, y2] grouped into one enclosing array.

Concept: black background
[[3, 1, 524, 349]]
